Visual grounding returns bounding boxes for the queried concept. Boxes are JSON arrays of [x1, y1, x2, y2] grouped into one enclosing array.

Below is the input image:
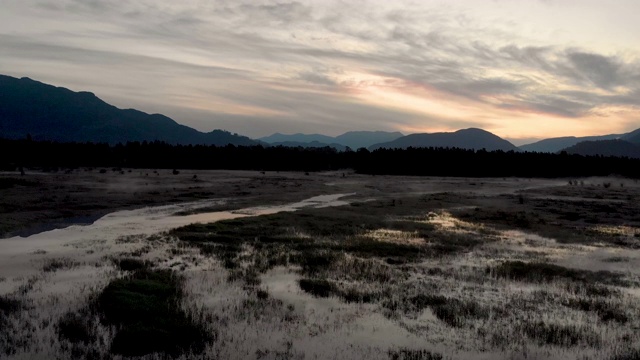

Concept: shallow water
[[0, 193, 354, 283]]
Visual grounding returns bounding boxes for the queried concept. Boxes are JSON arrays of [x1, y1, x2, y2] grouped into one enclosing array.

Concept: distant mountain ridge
[[519, 134, 624, 153], [4, 74, 638, 157], [259, 133, 336, 145], [368, 128, 519, 151], [519, 126, 640, 157], [562, 140, 640, 159], [0, 75, 258, 146], [270, 141, 347, 151], [258, 131, 403, 150], [622, 128, 640, 144]]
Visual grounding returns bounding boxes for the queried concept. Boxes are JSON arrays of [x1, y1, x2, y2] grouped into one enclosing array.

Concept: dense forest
[[2, 138, 640, 178]]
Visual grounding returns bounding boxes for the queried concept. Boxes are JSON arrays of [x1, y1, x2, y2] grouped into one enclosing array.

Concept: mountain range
[[562, 139, 640, 159], [1, 74, 639, 158], [0, 75, 258, 146], [519, 130, 640, 158], [519, 134, 624, 153], [368, 128, 519, 151], [258, 131, 404, 150], [269, 141, 348, 151]]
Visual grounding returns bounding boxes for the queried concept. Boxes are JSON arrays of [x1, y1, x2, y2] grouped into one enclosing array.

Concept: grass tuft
[[97, 269, 212, 357], [114, 258, 151, 271], [388, 348, 444, 360], [493, 261, 628, 286], [298, 278, 336, 298]]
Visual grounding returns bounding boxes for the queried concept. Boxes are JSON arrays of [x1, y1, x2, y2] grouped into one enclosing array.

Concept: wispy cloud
[[1, 0, 639, 139]]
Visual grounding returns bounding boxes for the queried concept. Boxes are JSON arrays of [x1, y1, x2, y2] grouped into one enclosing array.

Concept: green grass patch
[[97, 269, 211, 357]]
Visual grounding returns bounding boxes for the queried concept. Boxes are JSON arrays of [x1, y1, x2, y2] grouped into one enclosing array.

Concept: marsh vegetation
[[1, 171, 639, 359]]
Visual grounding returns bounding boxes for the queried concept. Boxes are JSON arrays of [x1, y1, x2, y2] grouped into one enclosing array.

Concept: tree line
[[2, 138, 640, 178]]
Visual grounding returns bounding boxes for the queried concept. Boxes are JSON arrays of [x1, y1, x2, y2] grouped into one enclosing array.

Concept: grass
[[611, 348, 640, 360], [0, 295, 22, 316], [388, 348, 444, 360], [163, 190, 640, 357], [562, 298, 628, 323], [42, 258, 81, 273], [97, 269, 212, 357], [298, 278, 381, 303], [170, 199, 491, 286], [519, 321, 601, 347], [113, 257, 151, 271], [0, 295, 27, 356], [298, 278, 336, 298], [492, 261, 629, 286], [0, 178, 38, 189], [391, 293, 488, 328], [56, 311, 94, 344]]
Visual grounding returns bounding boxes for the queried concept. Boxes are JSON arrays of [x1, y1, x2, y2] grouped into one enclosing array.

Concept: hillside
[[562, 139, 640, 159], [520, 134, 623, 153], [369, 128, 518, 151], [259, 131, 403, 150], [0, 75, 258, 146], [270, 141, 347, 151], [622, 128, 640, 145], [334, 131, 404, 149], [258, 133, 336, 145]]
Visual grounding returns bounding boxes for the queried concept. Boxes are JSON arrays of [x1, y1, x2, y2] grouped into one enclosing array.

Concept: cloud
[[2, 0, 640, 138], [566, 51, 622, 89]]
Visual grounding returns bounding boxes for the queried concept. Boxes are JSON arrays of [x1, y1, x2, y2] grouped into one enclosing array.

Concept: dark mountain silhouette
[[622, 128, 640, 145], [258, 133, 336, 145], [270, 141, 347, 151], [0, 75, 258, 146], [368, 128, 518, 151], [520, 134, 623, 153], [334, 131, 404, 149], [259, 131, 403, 150], [562, 139, 640, 159]]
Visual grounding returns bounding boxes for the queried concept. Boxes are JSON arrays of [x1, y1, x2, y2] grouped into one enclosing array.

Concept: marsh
[[1, 170, 639, 359]]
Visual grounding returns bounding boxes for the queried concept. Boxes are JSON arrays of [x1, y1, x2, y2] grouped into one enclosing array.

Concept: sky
[[1, 0, 640, 144]]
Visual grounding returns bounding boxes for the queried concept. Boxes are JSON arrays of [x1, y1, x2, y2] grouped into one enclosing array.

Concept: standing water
[[0, 193, 354, 281]]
